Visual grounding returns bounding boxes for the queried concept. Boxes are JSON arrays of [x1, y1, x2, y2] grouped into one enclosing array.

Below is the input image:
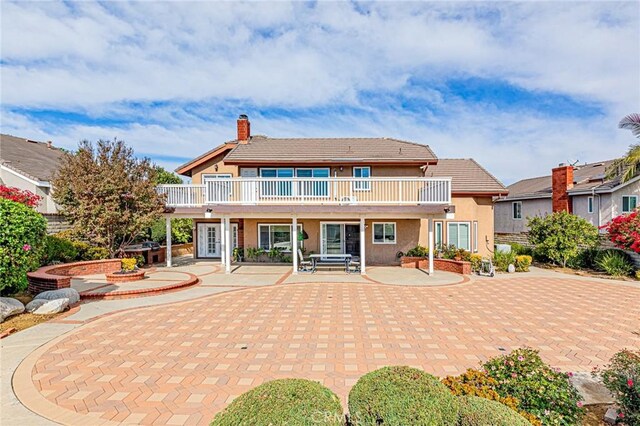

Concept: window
[[296, 168, 329, 197], [203, 174, 233, 202], [588, 197, 594, 214], [434, 221, 443, 249], [258, 224, 302, 252], [448, 222, 471, 251], [353, 166, 371, 191], [622, 195, 637, 213], [512, 201, 522, 220], [373, 222, 396, 244], [260, 168, 293, 197]]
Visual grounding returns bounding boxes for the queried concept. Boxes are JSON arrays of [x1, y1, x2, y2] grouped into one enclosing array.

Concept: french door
[[197, 223, 238, 258]]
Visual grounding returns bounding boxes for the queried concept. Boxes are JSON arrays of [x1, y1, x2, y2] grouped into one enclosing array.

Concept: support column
[[428, 218, 434, 276], [220, 217, 226, 267], [225, 217, 232, 274], [166, 216, 172, 267], [292, 217, 298, 275], [360, 217, 366, 275]]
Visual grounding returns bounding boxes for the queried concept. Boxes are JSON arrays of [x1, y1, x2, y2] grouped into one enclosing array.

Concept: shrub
[[41, 235, 79, 265], [406, 245, 429, 257], [470, 254, 483, 272], [442, 369, 540, 426], [458, 396, 531, 426], [602, 210, 640, 253], [493, 250, 516, 272], [348, 366, 459, 425], [121, 258, 137, 272], [528, 211, 599, 267], [566, 248, 600, 269], [211, 378, 343, 426], [515, 255, 532, 272], [0, 199, 47, 294], [595, 249, 634, 277], [509, 242, 533, 256], [82, 246, 110, 260], [593, 349, 640, 424], [150, 218, 193, 244], [483, 348, 584, 425], [0, 185, 42, 208]]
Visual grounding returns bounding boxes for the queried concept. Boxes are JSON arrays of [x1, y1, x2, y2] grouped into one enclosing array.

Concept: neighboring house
[[0, 134, 69, 233], [162, 115, 507, 274], [495, 160, 638, 239]]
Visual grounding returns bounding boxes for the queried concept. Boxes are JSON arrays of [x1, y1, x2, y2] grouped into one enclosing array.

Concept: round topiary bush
[[348, 366, 459, 425], [0, 198, 47, 294], [211, 378, 343, 426], [458, 396, 531, 426]]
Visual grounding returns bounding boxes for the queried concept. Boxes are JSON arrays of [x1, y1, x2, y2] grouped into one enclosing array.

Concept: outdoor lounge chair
[[298, 249, 314, 273]]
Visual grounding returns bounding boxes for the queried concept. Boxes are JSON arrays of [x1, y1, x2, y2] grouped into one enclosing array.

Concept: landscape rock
[[604, 407, 618, 425], [507, 264, 516, 273], [25, 299, 49, 313], [34, 288, 80, 305], [34, 298, 69, 315], [569, 372, 614, 405], [0, 297, 25, 322]]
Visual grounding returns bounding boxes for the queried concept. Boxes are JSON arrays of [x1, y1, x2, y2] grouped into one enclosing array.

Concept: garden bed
[[536, 263, 640, 282], [105, 269, 146, 283], [400, 256, 471, 275]]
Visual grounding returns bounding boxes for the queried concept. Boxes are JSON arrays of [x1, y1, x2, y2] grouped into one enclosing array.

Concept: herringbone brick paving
[[30, 277, 640, 424]]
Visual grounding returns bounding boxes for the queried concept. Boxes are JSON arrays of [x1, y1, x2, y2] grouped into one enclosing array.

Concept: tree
[[151, 166, 193, 244], [607, 113, 640, 182], [53, 139, 166, 257], [0, 185, 42, 208], [602, 210, 640, 253], [527, 211, 599, 267], [0, 199, 47, 293]]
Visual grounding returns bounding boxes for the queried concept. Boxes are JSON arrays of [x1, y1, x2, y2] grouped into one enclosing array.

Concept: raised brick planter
[[27, 259, 121, 294], [401, 256, 471, 275], [105, 270, 146, 283]]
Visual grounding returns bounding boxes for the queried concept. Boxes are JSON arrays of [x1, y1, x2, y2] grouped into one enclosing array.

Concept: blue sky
[[1, 1, 639, 184]]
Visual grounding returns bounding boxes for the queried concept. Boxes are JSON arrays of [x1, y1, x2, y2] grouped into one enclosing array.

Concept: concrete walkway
[[2, 264, 639, 425]]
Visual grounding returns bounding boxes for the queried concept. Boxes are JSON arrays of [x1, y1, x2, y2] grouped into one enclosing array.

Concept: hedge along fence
[[401, 256, 472, 275], [27, 259, 121, 294]]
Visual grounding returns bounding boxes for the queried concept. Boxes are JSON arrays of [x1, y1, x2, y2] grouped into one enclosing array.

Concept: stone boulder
[[25, 299, 49, 313], [34, 288, 80, 305], [0, 297, 25, 322], [34, 298, 69, 315]]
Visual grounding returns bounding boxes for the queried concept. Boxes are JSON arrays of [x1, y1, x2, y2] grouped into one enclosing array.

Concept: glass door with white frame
[[197, 223, 238, 258], [204, 174, 232, 203]]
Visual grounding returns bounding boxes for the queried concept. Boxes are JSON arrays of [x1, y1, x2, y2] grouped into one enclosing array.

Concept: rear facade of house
[[162, 115, 507, 273]]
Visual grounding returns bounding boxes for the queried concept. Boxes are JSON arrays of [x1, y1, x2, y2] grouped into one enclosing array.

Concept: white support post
[[166, 216, 172, 268], [225, 217, 232, 274], [428, 218, 434, 276], [220, 217, 226, 267], [360, 217, 366, 275], [292, 217, 298, 275]]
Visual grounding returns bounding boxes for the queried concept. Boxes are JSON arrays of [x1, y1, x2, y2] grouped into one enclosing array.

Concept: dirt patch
[[1, 293, 64, 336], [582, 403, 610, 426]]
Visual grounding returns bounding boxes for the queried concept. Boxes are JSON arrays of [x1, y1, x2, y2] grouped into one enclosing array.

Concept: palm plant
[[606, 113, 640, 182]]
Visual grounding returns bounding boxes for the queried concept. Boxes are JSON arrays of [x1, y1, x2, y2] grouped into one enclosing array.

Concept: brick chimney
[[552, 163, 574, 213], [237, 114, 250, 143]]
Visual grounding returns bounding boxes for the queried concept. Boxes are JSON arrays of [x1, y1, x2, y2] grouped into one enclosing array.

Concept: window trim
[[622, 195, 638, 213], [434, 220, 443, 249], [372, 222, 397, 245], [587, 196, 594, 214], [257, 223, 303, 252], [353, 166, 371, 192], [512, 201, 522, 220], [473, 221, 479, 253], [202, 173, 233, 197], [447, 221, 471, 251]]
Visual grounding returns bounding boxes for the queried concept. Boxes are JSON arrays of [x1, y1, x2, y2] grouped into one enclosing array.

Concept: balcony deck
[[158, 177, 452, 207]]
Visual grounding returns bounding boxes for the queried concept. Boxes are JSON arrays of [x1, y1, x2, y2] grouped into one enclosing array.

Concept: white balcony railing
[[158, 177, 452, 207]]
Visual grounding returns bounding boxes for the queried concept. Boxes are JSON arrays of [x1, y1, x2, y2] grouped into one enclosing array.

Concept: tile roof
[[0, 134, 65, 183], [425, 158, 508, 195], [500, 160, 617, 201], [223, 136, 437, 163]]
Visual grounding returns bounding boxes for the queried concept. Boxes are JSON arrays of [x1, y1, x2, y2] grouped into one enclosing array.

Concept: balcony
[[158, 177, 452, 207]]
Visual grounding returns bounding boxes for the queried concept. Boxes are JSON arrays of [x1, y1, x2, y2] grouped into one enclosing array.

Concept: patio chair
[[348, 255, 361, 274], [298, 249, 314, 273]]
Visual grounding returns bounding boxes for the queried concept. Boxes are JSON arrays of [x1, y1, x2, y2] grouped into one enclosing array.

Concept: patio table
[[309, 254, 352, 273]]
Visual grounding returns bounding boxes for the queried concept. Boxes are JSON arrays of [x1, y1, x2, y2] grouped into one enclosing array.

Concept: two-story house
[[495, 160, 639, 240], [161, 115, 507, 275]]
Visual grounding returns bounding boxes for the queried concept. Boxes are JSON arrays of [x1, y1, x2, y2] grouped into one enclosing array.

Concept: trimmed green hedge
[[458, 396, 531, 426], [348, 366, 459, 425], [211, 378, 343, 426]]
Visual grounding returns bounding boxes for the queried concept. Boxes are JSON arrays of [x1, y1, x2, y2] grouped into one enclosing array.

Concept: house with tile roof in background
[[0, 134, 70, 233], [494, 160, 640, 245], [159, 115, 508, 274]]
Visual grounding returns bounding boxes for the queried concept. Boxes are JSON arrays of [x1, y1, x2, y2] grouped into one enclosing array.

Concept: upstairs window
[[622, 195, 637, 213], [353, 166, 371, 191], [512, 201, 522, 220], [588, 197, 594, 214]]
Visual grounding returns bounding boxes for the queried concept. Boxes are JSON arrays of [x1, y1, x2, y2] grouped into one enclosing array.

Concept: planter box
[[106, 270, 146, 283], [400, 256, 471, 275], [28, 259, 122, 294]]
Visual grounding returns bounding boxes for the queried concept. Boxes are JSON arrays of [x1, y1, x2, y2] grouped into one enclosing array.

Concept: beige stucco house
[[161, 115, 507, 274]]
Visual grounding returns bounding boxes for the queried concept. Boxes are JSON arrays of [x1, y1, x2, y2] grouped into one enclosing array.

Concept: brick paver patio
[[16, 275, 640, 425]]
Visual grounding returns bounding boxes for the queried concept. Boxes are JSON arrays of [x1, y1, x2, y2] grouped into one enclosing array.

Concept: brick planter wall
[[400, 256, 471, 275], [106, 270, 146, 283], [27, 259, 121, 294]]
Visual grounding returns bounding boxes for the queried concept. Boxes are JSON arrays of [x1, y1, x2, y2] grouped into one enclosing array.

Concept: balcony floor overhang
[[165, 204, 454, 219]]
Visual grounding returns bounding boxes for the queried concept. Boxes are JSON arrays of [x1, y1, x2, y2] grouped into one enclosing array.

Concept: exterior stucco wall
[[494, 198, 551, 234], [191, 153, 239, 184]]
